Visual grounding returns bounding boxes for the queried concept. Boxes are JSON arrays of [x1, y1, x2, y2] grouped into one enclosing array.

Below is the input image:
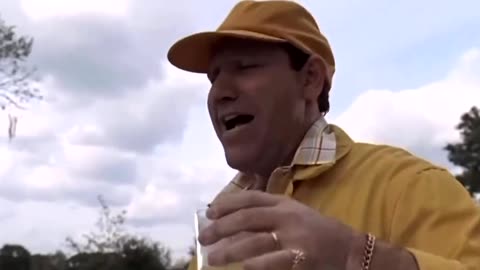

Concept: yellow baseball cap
[[167, 0, 335, 88]]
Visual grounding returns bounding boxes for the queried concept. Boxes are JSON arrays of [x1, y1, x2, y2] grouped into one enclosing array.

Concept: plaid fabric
[[292, 117, 336, 165], [218, 117, 337, 193]]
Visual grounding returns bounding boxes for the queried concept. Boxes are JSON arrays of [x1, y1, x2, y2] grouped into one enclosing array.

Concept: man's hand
[[198, 190, 356, 270]]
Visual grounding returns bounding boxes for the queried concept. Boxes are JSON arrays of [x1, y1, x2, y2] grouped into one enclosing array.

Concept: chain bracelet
[[361, 233, 376, 270]]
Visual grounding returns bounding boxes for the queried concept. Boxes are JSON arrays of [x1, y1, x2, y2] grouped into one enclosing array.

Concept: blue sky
[[305, 0, 480, 114], [0, 0, 479, 260]]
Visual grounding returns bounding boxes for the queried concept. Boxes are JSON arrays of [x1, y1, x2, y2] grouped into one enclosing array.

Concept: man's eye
[[239, 64, 259, 69]]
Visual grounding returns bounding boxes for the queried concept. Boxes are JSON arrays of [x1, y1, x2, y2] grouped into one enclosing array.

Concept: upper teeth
[[223, 115, 238, 122]]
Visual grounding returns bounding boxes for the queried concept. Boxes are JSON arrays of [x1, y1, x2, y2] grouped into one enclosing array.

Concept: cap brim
[[167, 30, 286, 73]]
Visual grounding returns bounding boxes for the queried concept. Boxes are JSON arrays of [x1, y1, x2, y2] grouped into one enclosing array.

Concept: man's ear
[[301, 56, 326, 103]]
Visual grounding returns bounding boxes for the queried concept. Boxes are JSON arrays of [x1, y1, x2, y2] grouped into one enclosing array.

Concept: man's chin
[[224, 151, 259, 173]]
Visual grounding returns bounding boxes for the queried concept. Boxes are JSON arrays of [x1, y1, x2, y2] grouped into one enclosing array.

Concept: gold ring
[[291, 249, 306, 269], [270, 231, 281, 249]]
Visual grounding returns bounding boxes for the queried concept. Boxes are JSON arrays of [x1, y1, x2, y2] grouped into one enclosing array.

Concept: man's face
[[207, 39, 309, 175]]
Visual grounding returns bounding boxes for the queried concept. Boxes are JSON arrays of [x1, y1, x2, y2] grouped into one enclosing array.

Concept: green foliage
[[0, 17, 41, 107], [64, 195, 172, 270], [65, 252, 124, 270], [445, 106, 480, 196], [30, 252, 66, 270], [0, 16, 42, 140], [48, 251, 68, 270], [0, 195, 185, 270], [122, 237, 169, 270], [0, 244, 31, 270], [0, 190, 184, 270], [0, 195, 180, 269], [65, 195, 129, 254]]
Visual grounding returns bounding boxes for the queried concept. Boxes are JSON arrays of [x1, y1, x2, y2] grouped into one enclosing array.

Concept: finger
[[199, 206, 278, 246], [207, 232, 280, 266], [243, 249, 299, 270], [207, 190, 283, 219]]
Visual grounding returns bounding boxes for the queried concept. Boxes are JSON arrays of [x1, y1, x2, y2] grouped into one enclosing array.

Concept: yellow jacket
[[190, 124, 480, 270]]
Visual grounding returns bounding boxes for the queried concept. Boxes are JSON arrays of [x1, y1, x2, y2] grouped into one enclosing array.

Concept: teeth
[[223, 114, 238, 122]]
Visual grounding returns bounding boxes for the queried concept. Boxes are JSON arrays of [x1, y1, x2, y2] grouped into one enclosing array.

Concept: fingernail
[[206, 207, 216, 219]]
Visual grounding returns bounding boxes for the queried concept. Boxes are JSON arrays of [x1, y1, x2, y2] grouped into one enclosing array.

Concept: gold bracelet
[[361, 233, 376, 270]]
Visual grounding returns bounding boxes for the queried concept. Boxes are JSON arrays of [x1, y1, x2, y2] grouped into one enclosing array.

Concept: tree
[[65, 252, 124, 270], [445, 106, 480, 197], [48, 251, 68, 270], [65, 195, 129, 254], [65, 195, 172, 270], [31, 253, 64, 270], [0, 16, 42, 139], [0, 244, 32, 270], [122, 237, 170, 270]]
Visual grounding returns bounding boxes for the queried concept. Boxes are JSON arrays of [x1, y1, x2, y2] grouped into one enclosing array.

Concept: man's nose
[[210, 72, 238, 103]]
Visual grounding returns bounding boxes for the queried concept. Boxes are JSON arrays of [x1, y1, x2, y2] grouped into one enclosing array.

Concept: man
[[167, 1, 480, 270]]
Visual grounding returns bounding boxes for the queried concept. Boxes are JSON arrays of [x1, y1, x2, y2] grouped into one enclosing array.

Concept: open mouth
[[223, 114, 255, 131]]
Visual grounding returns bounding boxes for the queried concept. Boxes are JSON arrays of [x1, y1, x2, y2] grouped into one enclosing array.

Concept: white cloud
[[127, 185, 181, 221], [334, 48, 480, 168], [0, 57, 228, 258], [0, 199, 96, 253], [1, 0, 479, 262], [20, 0, 131, 21]]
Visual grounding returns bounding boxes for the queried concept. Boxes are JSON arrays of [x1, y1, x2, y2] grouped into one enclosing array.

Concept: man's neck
[[250, 115, 324, 191]]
